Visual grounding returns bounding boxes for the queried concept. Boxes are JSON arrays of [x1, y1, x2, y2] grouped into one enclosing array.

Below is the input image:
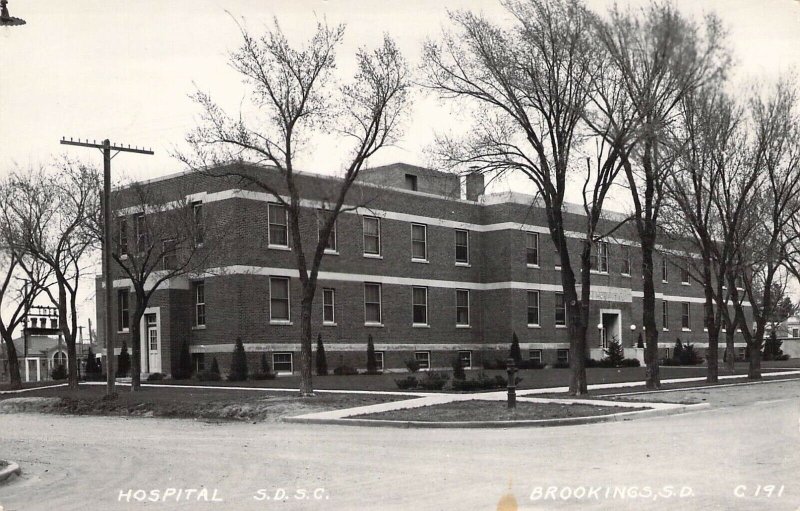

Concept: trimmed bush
[[510, 332, 522, 366], [395, 376, 418, 389], [405, 358, 420, 373], [252, 371, 277, 380], [210, 357, 220, 375], [673, 339, 685, 363], [333, 365, 358, 376], [51, 364, 67, 380], [552, 361, 570, 369], [620, 358, 641, 367], [85, 347, 99, 376], [117, 342, 131, 377], [482, 358, 508, 370], [197, 370, 222, 382], [419, 371, 449, 390], [146, 372, 165, 381], [603, 338, 625, 367], [763, 331, 784, 361], [366, 334, 379, 374], [450, 372, 520, 391], [452, 355, 466, 380], [316, 334, 328, 376], [636, 333, 644, 349], [229, 337, 248, 381]]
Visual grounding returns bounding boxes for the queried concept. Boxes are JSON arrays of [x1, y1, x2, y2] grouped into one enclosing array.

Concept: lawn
[[0, 384, 405, 422], [350, 399, 648, 422]]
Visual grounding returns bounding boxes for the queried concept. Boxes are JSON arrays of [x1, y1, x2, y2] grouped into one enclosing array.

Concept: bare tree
[[595, 2, 729, 389], [104, 181, 220, 390], [424, 0, 638, 395], [0, 179, 51, 388], [180, 19, 410, 396], [5, 161, 100, 389]]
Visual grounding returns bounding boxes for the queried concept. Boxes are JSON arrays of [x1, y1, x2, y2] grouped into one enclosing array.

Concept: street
[[1, 380, 799, 510]]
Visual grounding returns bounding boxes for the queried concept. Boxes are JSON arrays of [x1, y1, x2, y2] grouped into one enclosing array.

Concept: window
[[364, 283, 382, 324], [192, 201, 204, 246], [681, 263, 690, 284], [662, 257, 668, 282], [736, 347, 746, 361], [268, 203, 288, 247], [117, 216, 128, 256], [455, 229, 469, 264], [527, 291, 540, 326], [793, 328, 799, 338], [322, 288, 335, 324], [374, 351, 384, 371], [194, 281, 205, 326], [456, 289, 470, 326], [270, 277, 290, 322], [411, 223, 427, 260], [557, 349, 570, 365], [681, 302, 690, 330], [458, 350, 472, 369], [363, 216, 381, 256], [273, 352, 293, 373], [162, 238, 177, 270], [117, 290, 129, 331], [412, 286, 428, 325], [50, 318, 57, 329], [415, 351, 430, 370], [530, 349, 543, 364], [526, 232, 539, 266], [555, 292, 566, 327], [662, 301, 668, 330], [590, 241, 609, 272], [53, 351, 67, 367], [134, 213, 149, 253], [191, 353, 205, 373], [621, 245, 631, 275], [318, 213, 337, 252], [405, 173, 418, 191]]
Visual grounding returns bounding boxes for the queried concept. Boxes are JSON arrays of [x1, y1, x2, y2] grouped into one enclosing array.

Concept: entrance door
[[145, 313, 161, 373], [601, 312, 621, 348]]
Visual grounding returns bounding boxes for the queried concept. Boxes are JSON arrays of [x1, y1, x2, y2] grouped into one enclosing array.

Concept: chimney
[[465, 171, 485, 201]]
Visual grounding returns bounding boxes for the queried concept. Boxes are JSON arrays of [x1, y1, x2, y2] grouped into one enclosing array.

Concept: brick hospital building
[[97, 162, 751, 376]]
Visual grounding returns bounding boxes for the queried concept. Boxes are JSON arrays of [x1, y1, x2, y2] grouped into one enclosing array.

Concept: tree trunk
[[130, 310, 144, 391], [641, 239, 660, 389], [58, 285, 80, 390], [298, 289, 314, 397], [748, 338, 762, 379], [703, 266, 718, 383], [725, 329, 735, 372], [1, 333, 22, 389]]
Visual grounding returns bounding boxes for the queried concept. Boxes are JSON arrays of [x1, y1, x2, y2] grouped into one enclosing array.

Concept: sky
[[1, 0, 799, 329]]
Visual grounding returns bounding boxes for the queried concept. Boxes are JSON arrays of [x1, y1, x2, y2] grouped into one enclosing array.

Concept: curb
[[0, 460, 21, 483], [283, 402, 710, 429]]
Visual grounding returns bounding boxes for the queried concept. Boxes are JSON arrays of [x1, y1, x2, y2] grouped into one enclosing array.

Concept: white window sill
[[411, 258, 429, 264], [323, 322, 337, 327], [681, 282, 690, 286], [268, 244, 291, 251], [555, 266, 562, 270], [527, 264, 540, 269], [662, 280, 668, 284], [455, 262, 471, 267], [117, 329, 129, 334], [528, 324, 541, 329], [663, 328, 669, 332], [192, 325, 207, 330], [590, 270, 609, 275], [412, 324, 430, 328], [195, 242, 204, 249], [364, 322, 384, 327], [119, 254, 129, 261], [682, 328, 692, 332], [555, 324, 567, 329], [323, 249, 339, 256], [363, 253, 383, 259], [621, 273, 631, 278], [456, 324, 471, 328], [270, 320, 293, 326]]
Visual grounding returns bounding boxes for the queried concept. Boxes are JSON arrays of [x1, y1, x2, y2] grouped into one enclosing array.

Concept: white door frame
[[140, 307, 161, 374], [599, 308, 622, 348]]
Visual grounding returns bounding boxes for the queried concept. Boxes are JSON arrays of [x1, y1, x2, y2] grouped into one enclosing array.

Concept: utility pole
[[60, 137, 153, 396]]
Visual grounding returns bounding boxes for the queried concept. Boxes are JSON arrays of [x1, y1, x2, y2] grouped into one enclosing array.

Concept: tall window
[[364, 283, 382, 324], [526, 232, 539, 266], [412, 286, 428, 325], [405, 173, 418, 191], [527, 291, 540, 326], [681, 302, 690, 329], [117, 216, 128, 256], [322, 288, 335, 324], [363, 217, 381, 256], [681, 262, 690, 284], [162, 239, 177, 270], [194, 281, 205, 326], [621, 245, 631, 275], [118, 290, 129, 331], [134, 213, 148, 253], [591, 241, 609, 272], [555, 292, 566, 326], [662, 301, 668, 330], [318, 213, 337, 252], [270, 277, 290, 322], [268, 203, 288, 247], [455, 229, 469, 264], [192, 201, 204, 246], [411, 224, 427, 260], [661, 257, 668, 282], [456, 289, 470, 326]]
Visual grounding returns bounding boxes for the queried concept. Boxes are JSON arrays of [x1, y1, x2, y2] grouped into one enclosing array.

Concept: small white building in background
[[780, 316, 800, 358]]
